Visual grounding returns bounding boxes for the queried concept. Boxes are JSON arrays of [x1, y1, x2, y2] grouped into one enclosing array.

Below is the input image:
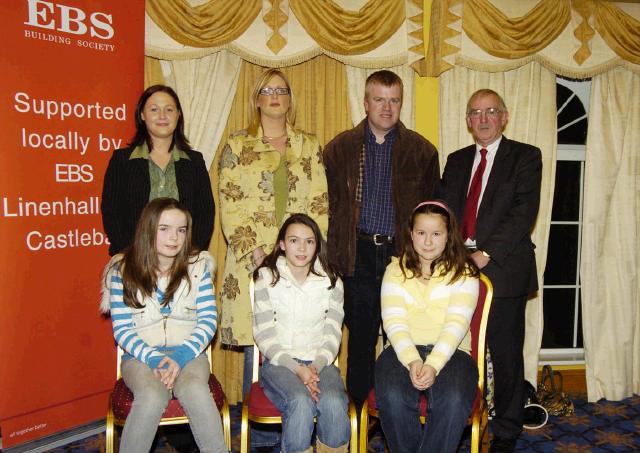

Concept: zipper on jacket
[[163, 315, 168, 346]]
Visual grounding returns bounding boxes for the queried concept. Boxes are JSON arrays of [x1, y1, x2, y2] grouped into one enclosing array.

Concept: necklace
[[263, 131, 287, 141]]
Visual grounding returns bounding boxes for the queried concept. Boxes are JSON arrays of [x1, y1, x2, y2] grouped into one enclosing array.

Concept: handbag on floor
[[536, 365, 575, 416]]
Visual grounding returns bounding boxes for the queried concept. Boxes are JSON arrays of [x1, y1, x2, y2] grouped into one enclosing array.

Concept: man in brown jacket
[[324, 70, 440, 408]]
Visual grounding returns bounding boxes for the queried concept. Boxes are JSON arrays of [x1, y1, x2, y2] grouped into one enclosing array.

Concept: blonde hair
[[364, 70, 404, 101], [248, 69, 296, 135]]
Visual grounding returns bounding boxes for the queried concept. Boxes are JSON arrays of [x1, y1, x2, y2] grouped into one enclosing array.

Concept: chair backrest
[[469, 273, 493, 396]]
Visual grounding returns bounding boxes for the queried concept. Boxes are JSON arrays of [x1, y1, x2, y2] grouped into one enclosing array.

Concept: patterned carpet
[[44, 395, 640, 452]]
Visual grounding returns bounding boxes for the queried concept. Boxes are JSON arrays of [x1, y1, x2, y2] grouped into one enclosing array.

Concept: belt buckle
[[372, 234, 385, 246]]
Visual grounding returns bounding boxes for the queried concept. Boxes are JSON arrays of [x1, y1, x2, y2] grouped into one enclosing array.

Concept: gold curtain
[[425, 0, 459, 78], [462, 0, 571, 59], [146, 0, 261, 48], [209, 55, 352, 403], [426, 0, 640, 77], [595, 2, 640, 65], [289, 0, 405, 55], [144, 56, 164, 87]]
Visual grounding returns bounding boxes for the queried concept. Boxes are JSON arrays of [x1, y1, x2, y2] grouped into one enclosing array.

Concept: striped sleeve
[[252, 272, 299, 373], [381, 270, 421, 368], [424, 276, 478, 373], [109, 269, 166, 369], [310, 278, 344, 373], [169, 265, 218, 368]]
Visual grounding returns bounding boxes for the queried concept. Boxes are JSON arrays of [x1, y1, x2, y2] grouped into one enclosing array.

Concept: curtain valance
[[145, 0, 426, 72], [427, 0, 640, 78]]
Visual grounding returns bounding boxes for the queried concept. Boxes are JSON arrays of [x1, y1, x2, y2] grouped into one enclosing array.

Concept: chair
[[105, 345, 231, 453], [240, 279, 359, 453], [359, 273, 494, 453]]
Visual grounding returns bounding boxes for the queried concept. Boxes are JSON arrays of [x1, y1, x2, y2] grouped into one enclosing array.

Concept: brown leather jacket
[[324, 120, 439, 276]]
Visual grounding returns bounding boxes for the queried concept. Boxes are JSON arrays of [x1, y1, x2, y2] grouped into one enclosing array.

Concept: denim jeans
[[375, 345, 478, 453], [120, 354, 227, 453], [343, 236, 395, 406], [260, 360, 350, 452]]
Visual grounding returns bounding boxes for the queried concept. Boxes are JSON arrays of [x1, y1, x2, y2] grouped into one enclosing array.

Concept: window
[[539, 78, 589, 364]]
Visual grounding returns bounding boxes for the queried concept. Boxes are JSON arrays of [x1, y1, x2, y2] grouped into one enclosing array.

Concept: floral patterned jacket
[[218, 125, 328, 345]]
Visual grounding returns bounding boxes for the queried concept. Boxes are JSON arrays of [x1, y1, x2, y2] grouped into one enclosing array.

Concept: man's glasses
[[259, 87, 290, 96], [467, 107, 502, 119]]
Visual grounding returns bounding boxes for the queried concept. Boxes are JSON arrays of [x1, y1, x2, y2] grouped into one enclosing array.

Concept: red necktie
[[461, 148, 487, 240]]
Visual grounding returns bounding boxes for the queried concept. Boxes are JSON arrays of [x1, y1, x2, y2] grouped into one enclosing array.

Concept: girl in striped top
[[252, 213, 350, 453], [101, 197, 226, 453], [375, 200, 480, 453]]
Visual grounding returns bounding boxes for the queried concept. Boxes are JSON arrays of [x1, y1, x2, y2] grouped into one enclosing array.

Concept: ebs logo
[[24, 0, 114, 39]]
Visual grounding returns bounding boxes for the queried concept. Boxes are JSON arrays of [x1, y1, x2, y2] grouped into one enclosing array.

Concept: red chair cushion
[[247, 381, 282, 418], [367, 388, 428, 416], [111, 373, 225, 420]]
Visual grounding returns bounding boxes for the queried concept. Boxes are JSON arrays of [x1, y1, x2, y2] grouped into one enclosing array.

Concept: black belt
[[357, 231, 394, 246]]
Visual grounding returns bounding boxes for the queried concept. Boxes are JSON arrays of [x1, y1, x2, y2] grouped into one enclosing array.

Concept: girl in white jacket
[[252, 213, 350, 453], [102, 198, 226, 453]]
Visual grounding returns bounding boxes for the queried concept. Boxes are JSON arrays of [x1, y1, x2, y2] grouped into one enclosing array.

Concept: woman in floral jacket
[[218, 68, 328, 351]]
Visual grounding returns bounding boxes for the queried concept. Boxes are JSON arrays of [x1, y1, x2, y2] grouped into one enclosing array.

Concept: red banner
[[0, 0, 144, 447]]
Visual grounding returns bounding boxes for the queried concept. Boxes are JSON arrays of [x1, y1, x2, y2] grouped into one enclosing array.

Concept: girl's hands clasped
[[154, 356, 182, 390], [409, 360, 436, 391], [296, 364, 321, 402]]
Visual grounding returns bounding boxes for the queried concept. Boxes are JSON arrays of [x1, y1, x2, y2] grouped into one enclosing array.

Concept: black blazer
[[101, 147, 215, 256], [437, 137, 542, 298]]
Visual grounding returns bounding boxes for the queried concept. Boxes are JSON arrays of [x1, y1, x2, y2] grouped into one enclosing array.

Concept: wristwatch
[[480, 250, 491, 259]]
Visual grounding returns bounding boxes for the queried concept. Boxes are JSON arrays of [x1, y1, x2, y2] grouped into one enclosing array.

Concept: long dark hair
[[119, 198, 196, 308], [254, 213, 338, 289], [399, 200, 479, 283], [129, 85, 191, 152]]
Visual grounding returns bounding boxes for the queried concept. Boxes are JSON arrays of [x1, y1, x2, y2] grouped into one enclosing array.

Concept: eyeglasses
[[259, 87, 290, 96], [467, 107, 502, 119]]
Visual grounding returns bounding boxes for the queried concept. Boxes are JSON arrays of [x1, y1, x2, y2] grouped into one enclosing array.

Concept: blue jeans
[[375, 345, 478, 453], [260, 360, 350, 452], [343, 236, 395, 406]]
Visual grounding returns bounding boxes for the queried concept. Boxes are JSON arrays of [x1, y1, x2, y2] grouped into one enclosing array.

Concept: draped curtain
[[427, 0, 640, 78], [145, 0, 426, 71], [581, 67, 640, 401], [439, 63, 557, 386]]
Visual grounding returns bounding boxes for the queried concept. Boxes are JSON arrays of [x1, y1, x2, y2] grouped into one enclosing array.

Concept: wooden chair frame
[[105, 345, 231, 453], [240, 279, 359, 453], [358, 273, 494, 453]]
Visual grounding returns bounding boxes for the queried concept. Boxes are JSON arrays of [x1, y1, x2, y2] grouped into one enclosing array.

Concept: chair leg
[[348, 398, 358, 453], [240, 394, 250, 453], [106, 400, 115, 453], [358, 400, 369, 453], [221, 397, 232, 451]]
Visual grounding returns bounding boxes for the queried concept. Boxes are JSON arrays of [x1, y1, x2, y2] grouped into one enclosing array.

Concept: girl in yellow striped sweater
[[375, 200, 480, 453]]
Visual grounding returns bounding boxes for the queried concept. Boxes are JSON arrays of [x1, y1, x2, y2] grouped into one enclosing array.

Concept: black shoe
[[489, 437, 517, 453], [523, 403, 548, 429]]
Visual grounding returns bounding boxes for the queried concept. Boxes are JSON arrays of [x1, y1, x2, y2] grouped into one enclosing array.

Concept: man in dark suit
[[438, 89, 542, 453]]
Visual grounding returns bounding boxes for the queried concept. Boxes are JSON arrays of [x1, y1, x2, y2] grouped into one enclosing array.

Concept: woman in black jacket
[[101, 85, 214, 255]]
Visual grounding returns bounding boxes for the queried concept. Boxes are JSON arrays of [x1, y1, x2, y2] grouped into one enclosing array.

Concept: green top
[[129, 143, 190, 202], [273, 154, 288, 225]]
